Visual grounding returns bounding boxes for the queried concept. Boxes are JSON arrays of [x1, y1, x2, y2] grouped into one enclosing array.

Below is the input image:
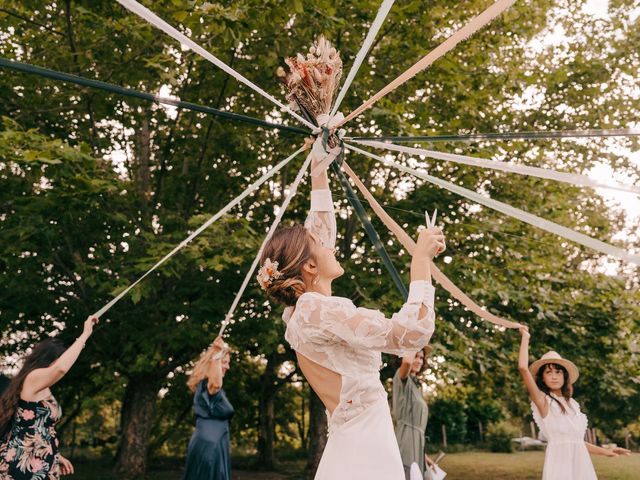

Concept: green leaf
[[130, 286, 142, 304], [173, 11, 189, 22]]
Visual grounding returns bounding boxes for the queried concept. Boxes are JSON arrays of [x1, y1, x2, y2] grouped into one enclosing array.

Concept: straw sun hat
[[529, 351, 579, 385]]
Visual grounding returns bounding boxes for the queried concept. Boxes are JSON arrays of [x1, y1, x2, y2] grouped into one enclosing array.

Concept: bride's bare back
[[284, 290, 435, 424], [296, 352, 341, 415]]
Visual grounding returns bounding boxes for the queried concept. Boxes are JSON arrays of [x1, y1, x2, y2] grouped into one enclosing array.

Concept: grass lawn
[[70, 451, 640, 479], [70, 461, 293, 480], [439, 451, 640, 480]]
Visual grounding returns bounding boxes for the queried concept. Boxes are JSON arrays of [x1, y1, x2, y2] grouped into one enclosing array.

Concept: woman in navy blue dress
[[182, 336, 234, 480]]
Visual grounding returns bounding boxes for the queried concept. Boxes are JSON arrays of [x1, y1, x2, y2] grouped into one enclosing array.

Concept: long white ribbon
[[115, 0, 315, 130], [93, 146, 307, 318], [345, 144, 640, 265], [219, 151, 314, 335], [330, 0, 396, 117], [338, 0, 516, 126], [340, 160, 521, 329], [353, 140, 640, 195]]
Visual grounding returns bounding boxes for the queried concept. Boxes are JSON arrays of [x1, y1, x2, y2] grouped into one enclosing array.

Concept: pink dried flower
[[283, 35, 343, 121]]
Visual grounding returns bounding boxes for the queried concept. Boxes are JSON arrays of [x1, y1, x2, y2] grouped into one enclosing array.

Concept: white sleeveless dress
[[532, 394, 597, 480], [283, 189, 436, 480]]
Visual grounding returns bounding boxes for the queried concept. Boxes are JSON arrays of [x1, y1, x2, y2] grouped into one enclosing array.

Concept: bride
[[257, 155, 445, 479]]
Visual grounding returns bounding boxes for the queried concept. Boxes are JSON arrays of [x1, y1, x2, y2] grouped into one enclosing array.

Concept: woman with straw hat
[[393, 345, 438, 480], [518, 326, 630, 479]]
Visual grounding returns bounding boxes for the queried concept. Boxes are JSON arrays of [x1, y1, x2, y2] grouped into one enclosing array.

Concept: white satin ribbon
[[219, 152, 314, 335], [353, 140, 640, 195], [115, 0, 315, 130], [339, 0, 516, 126], [340, 161, 521, 329], [330, 0, 396, 117], [92, 146, 307, 318], [345, 144, 640, 266]]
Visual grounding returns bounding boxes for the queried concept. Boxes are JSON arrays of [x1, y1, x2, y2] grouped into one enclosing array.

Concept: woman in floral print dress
[[0, 316, 97, 479], [1, 397, 63, 479]]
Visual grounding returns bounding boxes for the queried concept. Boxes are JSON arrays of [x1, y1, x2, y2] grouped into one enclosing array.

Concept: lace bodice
[[532, 395, 588, 444], [285, 188, 435, 369], [284, 292, 435, 374], [283, 188, 436, 428]]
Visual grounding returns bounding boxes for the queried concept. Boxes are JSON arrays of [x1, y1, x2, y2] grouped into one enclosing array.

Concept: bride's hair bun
[[260, 224, 314, 306]]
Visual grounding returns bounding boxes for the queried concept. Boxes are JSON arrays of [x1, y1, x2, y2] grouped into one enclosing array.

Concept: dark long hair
[[392, 346, 430, 376], [0, 338, 65, 437], [535, 362, 573, 414]]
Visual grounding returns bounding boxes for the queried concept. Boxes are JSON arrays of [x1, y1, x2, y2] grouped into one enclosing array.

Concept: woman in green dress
[[393, 346, 438, 480]]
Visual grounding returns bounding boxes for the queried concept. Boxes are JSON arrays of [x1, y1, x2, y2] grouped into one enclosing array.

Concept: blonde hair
[[260, 224, 315, 306], [186, 345, 229, 393]]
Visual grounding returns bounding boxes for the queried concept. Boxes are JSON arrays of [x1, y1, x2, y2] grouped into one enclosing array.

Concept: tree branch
[[148, 402, 192, 453], [153, 58, 196, 205], [0, 8, 65, 36], [63, 0, 98, 151], [184, 46, 238, 216]]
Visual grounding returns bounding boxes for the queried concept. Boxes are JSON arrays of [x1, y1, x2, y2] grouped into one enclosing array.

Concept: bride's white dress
[[283, 189, 436, 480]]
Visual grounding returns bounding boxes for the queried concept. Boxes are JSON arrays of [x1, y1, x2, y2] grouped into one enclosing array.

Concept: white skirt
[[315, 398, 405, 480], [543, 441, 598, 480]]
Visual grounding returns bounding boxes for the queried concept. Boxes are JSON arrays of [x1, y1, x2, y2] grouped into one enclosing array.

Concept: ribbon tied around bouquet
[[309, 112, 347, 177]]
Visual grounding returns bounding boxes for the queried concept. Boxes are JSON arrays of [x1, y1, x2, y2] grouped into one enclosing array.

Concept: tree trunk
[[257, 353, 278, 469], [297, 391, 307, 447], [257, 393, 276, 469], [256, 351, 298, 470], [115, 376, 158, 479], [306, 388, 328, 474]]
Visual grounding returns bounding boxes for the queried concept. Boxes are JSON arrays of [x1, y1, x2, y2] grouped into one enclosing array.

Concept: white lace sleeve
[[294, 287, 435, 356], [304, 189, 336, 249]]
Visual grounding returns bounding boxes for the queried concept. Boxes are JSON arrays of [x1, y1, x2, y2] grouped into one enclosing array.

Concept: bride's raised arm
[[304, 158, 337, 251]]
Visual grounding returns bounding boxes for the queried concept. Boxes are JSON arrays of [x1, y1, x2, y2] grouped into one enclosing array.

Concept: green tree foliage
[[1, 0, 638, 476]]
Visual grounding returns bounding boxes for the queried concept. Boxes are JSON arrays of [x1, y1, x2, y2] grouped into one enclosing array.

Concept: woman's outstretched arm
[[398, 352, 416, 380], [585, 443, 631, 456], [518, 326, 548, 417], [22, 316, 97, 399]]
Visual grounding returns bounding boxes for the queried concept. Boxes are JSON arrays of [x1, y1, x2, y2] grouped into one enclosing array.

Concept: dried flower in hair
[[256, 258, 283, 290]]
